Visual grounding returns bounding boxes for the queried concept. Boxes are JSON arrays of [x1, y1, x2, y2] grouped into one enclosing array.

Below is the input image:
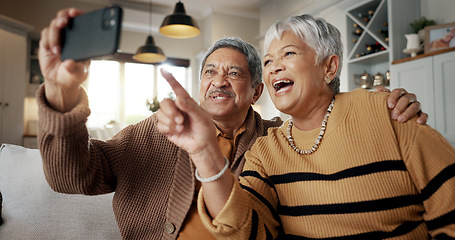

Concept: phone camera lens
[[102, 7, 119, 30]]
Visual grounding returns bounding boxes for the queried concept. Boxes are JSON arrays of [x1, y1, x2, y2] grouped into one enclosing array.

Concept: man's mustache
[[208, 89, 235, 98]]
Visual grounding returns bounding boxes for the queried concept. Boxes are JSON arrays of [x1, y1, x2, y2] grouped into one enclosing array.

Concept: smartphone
[[60, 6, 123, 61]]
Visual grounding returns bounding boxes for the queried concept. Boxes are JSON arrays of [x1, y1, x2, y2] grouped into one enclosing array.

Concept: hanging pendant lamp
[[133, 0, 166, 63], [159, 1, 200, 39], [133, 35, 166, 63]]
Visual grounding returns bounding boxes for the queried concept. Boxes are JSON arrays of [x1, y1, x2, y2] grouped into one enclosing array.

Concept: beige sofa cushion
[[0, 144, 121, 239]]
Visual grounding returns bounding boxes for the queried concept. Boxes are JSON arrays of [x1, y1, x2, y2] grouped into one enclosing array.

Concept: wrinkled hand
[[157, 69, 218, 159], [39, 8, 91, 112], [375, 86, 428, 125], [157, 69, 234, 217]]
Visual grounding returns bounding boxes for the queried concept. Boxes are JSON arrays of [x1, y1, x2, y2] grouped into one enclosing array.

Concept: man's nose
[[211, 72, 229, 87]]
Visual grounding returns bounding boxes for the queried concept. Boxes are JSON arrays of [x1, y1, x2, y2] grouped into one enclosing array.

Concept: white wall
[[256, 0, 349, 120], [255, 0, 455, 120], [421, 0, 455, 24], [0, 0, 259, 101], [2, 0, 453, 121]]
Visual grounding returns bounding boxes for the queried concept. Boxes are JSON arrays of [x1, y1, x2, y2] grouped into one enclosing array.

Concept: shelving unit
[[346, 0, 420, 91], [27, 35, 42, 97]]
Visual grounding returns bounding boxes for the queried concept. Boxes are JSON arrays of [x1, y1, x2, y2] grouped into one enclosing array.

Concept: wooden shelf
[[392, 47, 455, 65]]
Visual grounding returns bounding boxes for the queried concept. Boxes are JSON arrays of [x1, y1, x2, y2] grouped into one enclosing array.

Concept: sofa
[[0, 144, 121, 239]]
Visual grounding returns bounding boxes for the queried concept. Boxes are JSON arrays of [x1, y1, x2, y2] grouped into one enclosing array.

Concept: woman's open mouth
[[273, 79, 294, 92]]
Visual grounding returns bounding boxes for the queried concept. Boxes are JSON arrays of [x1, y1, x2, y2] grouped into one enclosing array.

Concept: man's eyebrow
[[203, 63, 216, 69], [229, 66, 243, 71]]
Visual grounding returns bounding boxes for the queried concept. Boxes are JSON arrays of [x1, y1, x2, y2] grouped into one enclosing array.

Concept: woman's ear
[[324, 55, 339, 83]]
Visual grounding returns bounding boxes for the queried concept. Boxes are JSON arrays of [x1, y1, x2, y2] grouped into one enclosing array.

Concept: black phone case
[[61, 6, 123, 61]]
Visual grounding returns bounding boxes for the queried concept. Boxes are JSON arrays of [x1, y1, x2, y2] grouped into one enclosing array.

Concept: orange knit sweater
[[199, 89, 455, 239]]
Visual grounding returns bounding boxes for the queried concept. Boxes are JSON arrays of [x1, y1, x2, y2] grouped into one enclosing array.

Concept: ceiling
[[76, 0, 264, 19], [72, 0, 264, 34]]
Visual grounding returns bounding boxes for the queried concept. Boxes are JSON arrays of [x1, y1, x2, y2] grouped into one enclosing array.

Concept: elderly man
[[37, 8, 426, 240]]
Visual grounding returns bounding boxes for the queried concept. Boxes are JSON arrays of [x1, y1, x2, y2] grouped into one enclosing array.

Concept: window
[[124, 62, 154, 125], [85, 59, 191, 131], [85, 60, 121, 129]]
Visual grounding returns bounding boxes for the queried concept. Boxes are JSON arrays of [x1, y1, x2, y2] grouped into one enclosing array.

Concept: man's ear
[[325, 55, 339, 81], [252, 83, 264, 104]]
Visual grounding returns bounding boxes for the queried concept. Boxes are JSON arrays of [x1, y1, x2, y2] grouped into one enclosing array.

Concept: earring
[[325, 77, 332, 84]]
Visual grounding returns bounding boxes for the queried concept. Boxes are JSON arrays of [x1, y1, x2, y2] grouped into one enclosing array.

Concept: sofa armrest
[[0, 190, 3, 226], [0, 144, 121, 239]]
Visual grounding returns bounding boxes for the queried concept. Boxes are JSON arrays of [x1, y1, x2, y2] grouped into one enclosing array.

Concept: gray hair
[[200, 37, 262, 88], [263, 14, 343, 94]]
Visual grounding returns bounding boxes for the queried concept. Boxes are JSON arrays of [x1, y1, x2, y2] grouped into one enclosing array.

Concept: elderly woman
[[158, 14, 455, 239]]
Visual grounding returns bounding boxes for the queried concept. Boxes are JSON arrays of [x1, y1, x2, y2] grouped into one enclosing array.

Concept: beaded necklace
[[286, 98, 335, 155]]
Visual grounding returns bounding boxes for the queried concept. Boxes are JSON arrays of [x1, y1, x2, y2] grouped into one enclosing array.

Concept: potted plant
[[410, 16, 436, 41], [146, 97, 161, 112], [146, 92, 175, 112]]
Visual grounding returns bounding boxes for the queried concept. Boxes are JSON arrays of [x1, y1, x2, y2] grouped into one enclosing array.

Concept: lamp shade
[[133, 35, 167, 63], [159, 1, 200, 39]]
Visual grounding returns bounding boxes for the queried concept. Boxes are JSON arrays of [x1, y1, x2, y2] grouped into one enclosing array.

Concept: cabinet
[[346, 0, 420, 90], [391, 50, 455, 147], [0, 15, 33, 145]]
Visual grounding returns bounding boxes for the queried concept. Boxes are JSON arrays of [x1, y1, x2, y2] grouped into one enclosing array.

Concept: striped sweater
[[199, 89, 455, 239]]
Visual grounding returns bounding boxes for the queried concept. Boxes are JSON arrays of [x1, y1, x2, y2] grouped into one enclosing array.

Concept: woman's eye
[[285, 51, 295, 57], [264, 60, 271, 66]]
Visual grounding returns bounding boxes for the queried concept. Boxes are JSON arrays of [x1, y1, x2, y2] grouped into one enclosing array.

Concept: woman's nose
[[269, 60, 284, 74]]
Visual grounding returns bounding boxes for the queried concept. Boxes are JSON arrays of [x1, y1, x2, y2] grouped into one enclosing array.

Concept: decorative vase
[[403, 33, 422, 57]]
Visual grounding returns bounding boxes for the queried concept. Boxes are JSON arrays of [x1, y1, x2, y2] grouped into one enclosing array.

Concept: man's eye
[[228, 71, 242, 80], [204, 70, 215, 75]]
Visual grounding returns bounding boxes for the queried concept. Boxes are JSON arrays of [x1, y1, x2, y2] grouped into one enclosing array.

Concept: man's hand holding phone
[[39, 8, 90, 113]]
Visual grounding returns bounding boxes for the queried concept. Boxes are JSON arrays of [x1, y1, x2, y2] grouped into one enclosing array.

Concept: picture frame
[[424, 22, 455, 53]]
